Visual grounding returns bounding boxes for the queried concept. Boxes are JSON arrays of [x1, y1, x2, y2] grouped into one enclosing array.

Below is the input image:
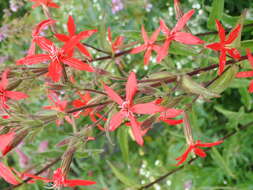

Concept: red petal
[[16, 54, 50, 65], [0, 162, 20, 185], [174, 32, 204, 44], [23, 173, 51, 182], [62, 57, 94, 72], [72, 99, 86, 108], [141, 25, 148, 43], [131, 102, 165, 114], [55, 33, 69, 42], [67, 15, 76, 36], [160, 108, 183, 118], [218, 50, 227, 75], [76, 43, 92, 58], [195, 140, 223, 147], [159, 19, 170, 34], [161, 119, 183, 125], [144, 48, 152, 65], [47, 2, 60, 8], [215, 20, 226, 42], [113, 36, 124, 49], [156, 39, 171, 62], [227, 48, 241, 60], [0, 69, 9, 90], [48, 60, 62, 82], [0, 132, 15, 156], [172, 9, 195, 33], [27, 41, 36, 56], [36, 37, 55, 52], [107, 27, 112, 43], [150, 28, 160, 43], [126, 72, 137, 103], [236, 71, 253, 78], [246, 48, 253, 68], [109, 111, 125, 131], [175, 146, 192, 166], [33, 19, 56, 36], [226, 24, 241, 44], [193, 148, 206, 157], [129, 115, 144, 146], [130, 44, 146, 54], [248, 80, 253, 93], [5, 91, 28, 100], [205, 42, 222, 51], [103, 84, 123, 105], [64, 179, 96, 187]]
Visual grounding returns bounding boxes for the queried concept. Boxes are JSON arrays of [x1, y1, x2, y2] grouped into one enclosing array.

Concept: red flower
[[72, 92, 107, 131], [0, 162, 20, 185], [103, 72, 165, 146], [43, 91, 72, 126], [107, 27, 124, 54], [23, 168, 96, 188], [28, 19, 56, 56], [55, 15, 97, 59], [131, 26, 161, 65], [206, 20, 241, 75], [17, 35, 94, 82], [176, 140, 223, 166], [0, 132, 15, 156], [29, 0, 59, 9], [159, 108, 183, 125], [236, 48, 253, 92], [0, 69, 28, 112], [157, 9, 204, 62]]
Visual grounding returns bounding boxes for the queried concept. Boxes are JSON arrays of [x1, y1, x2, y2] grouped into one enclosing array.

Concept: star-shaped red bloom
[[43, 91, 72, 126], [29, 0, 59, 9], [103, 72, 165, 146], [24, 168, 96, 188], [131, 26, 161, 65], [206, 20, 241, 75], [176, 140, 223, 166], [55, 15, 97, 59], [157, 9, 204, 62], [107, 27, 124, 54], [236, 48, 253, 93], [0, 69, 28, 113], [28, 19, 56, 56], [17, 35, 94, 82], [72, 92, 107, 131]]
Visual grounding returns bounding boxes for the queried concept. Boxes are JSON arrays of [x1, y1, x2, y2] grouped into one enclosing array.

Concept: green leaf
[[181, 75, 220, 99], [207, 0, 224, 30], [117, 127, 129, 163], [169, 42, 198, 56], [211, 147, 237, 179], [208, 65, 239, 94], [107, 161, 138, 187], [239, 87, 252, 110], [241, 40, 253, 51]]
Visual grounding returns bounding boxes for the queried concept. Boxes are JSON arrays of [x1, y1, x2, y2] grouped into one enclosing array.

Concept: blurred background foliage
[[0, 0, 253, 190]]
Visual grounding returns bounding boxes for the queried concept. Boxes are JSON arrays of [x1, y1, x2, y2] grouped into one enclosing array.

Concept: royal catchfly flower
[[16, 35, 94, 82], [159, 108, 183, 125], [72, 92, 107, 131], [176, 140, 223, 166], [23, 168, 96, 188], [107, 27, 124, 54], [55, 15, 97, 59], [43, 91, 72, 126], [236, 48, 253, 93], [0, 69, 28, 113], [131, 25, 161, 65], [28, 19, 56, 56], [103, 72, 165, 145], [157, 9, 204, 62], [206, 20, 241, 75], [29, 0, 59, 9]]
